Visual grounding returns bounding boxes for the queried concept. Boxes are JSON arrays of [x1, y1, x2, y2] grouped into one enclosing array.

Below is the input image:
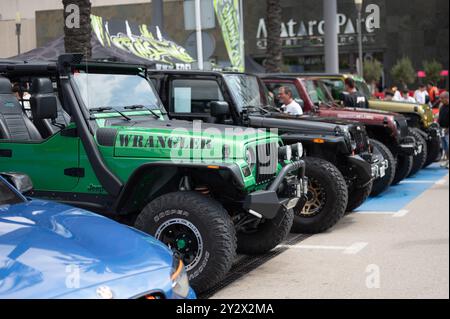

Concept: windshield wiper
[[124, 105, 164, 119], [243, 105, 271, 115], [89, 107, 131, 121]]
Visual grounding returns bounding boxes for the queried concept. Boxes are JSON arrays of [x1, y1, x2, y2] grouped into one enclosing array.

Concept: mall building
[[1, 0, 448, 86]]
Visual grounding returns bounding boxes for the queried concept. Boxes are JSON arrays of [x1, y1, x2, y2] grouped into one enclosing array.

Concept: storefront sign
[[256, 5, 380, 50]]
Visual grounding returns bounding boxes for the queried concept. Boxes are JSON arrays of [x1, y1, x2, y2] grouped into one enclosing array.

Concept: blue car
[[0, 173, 196, 299]]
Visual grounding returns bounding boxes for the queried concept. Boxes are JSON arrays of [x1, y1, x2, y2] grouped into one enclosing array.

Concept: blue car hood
[[0, 199, 173, 299]]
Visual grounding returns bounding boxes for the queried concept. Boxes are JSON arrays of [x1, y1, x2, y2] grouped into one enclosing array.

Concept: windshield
[[355, 80, 372, 99], [302, 79, 334, 104], [224, 74, 266, 111], [0, 180, 24, 206], [73, 72, 163, 111]]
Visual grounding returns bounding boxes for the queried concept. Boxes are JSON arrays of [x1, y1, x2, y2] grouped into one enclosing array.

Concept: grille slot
[[255, 142, 278, 184], [351, 126, 370, 154]]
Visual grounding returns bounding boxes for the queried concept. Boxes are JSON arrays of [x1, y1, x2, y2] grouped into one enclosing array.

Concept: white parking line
[[356, 209, 410, 218], [356, 211, 398, 215], [393, 209, 410, 218], [277, 242, 368, 255], [400, 180, 435, 184]]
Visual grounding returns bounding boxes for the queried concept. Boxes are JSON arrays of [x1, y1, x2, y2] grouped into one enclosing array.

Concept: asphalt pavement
[[210, 164, 449, 299]]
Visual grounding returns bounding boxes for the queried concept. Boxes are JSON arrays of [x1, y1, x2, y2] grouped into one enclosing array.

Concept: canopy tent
[[11, 15, 194, 69]]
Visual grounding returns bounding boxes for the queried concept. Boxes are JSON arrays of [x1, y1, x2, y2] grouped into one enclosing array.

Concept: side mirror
[[210, 101, 230, 117], [31, 95, 58, 120], [1, 173, 33, 194]]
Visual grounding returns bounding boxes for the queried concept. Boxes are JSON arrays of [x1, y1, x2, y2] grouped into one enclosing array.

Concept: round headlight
[[246, 148, 257, 171], [294, 142, 303, 159], [278, 145, 293, 161], [285, 145, 292, 161]]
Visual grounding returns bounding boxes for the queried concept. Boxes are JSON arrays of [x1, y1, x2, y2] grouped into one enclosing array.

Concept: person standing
[[401, 88, 417, 103], [438, 91, 449, 169], [340, 78, 368, 108], [427, 82, 441, 107], [277, 86, 303, 115], [414, 84, 428, 105]]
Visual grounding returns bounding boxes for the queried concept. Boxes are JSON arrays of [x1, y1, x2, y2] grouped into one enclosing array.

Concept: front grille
[[255, 142, 278, 184], [350, 125, 370, 154]]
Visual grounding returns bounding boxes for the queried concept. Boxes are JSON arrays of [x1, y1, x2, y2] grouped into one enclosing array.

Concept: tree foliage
[[423, 60, 443, 85], [391, 57, 415, 86], [364, 59, 383, 84]]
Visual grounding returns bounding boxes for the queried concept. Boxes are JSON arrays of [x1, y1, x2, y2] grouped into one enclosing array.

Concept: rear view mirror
[[1, 173, 33, 194], [210, 101, 230, 117]]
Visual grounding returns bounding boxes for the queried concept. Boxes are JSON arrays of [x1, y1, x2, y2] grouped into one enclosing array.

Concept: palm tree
[[265, 0, 282, 73], [62, 0, 92, 57]]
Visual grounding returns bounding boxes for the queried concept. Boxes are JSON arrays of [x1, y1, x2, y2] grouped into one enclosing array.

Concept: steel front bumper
[[348, 153, 388, 187], [243, 160, 307, 220], [399, 136, 417, 156]]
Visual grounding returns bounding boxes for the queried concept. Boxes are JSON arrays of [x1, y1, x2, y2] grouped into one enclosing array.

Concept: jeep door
[[0, 130, 80, 192], [154, 74, 230, 123]]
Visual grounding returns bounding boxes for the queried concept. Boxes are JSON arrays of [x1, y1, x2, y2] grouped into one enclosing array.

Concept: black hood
[[248, 113, 359, 136]]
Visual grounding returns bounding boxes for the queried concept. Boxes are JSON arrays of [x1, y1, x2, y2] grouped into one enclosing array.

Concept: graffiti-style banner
[[91, 15, 194, 69], [214, 0, 244, 72]]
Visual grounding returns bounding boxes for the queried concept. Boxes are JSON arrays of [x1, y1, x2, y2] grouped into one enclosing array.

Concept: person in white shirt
[[277, 86, 303, 115], [393, 88, 416, 103], [414, 84, 427, 105]]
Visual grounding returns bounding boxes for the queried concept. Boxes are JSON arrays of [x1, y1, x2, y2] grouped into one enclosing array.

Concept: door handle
[[0, 149, 12, 157]]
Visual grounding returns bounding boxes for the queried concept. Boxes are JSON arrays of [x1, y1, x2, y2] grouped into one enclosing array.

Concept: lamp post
[[194, 0, 204, 70], [15, 12, 22, 55], [323, 0, 339, 73], [355, 0, 363, 77]]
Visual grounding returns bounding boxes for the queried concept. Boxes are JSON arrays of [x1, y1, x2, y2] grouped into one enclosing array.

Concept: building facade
[[1, 0, 448, 86]]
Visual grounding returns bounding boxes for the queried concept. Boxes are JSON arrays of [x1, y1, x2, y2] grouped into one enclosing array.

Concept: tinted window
[[0, 181, 24, 206], [170, 79, 224, 114], [73, 72, 162, 111]]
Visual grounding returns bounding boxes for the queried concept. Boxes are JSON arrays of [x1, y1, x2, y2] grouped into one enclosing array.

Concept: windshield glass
[[355, 80, 372, 98], [224, 74, 265, 111], [73, 72, 163, 111], [302, 79, 333, 104], [0, 180, 24, 206]]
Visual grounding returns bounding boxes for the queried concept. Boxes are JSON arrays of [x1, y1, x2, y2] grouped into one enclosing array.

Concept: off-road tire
[[291, 157, 348, 234], [392, 154, 414, 185], [370, 139, 396, 196], [424, 133, 442, 168], [409, 128, 428, 177], [134, 191, 237, 294], [237, 207, 294, 254], [347, 181, 373, 212]]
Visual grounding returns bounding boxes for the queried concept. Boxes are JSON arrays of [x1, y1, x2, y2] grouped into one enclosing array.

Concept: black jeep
[[150, 70, 386, 233]]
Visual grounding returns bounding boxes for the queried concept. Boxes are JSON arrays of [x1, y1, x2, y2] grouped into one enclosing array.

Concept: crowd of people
[[370, 81, 449, 169], [375, 81, 443, 108]]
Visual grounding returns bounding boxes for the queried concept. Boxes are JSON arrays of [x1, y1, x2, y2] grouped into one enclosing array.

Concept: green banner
[[214, 0, 244, 72]]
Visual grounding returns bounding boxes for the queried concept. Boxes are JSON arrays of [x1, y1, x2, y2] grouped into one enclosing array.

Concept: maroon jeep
[[261, 75, 418, 196]]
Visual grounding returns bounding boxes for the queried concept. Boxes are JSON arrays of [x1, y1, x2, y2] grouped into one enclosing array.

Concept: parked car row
[[0, 54, 442, 298]]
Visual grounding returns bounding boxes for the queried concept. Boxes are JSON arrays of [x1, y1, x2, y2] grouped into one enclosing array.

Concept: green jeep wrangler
[[0, 55, 307, 293]]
